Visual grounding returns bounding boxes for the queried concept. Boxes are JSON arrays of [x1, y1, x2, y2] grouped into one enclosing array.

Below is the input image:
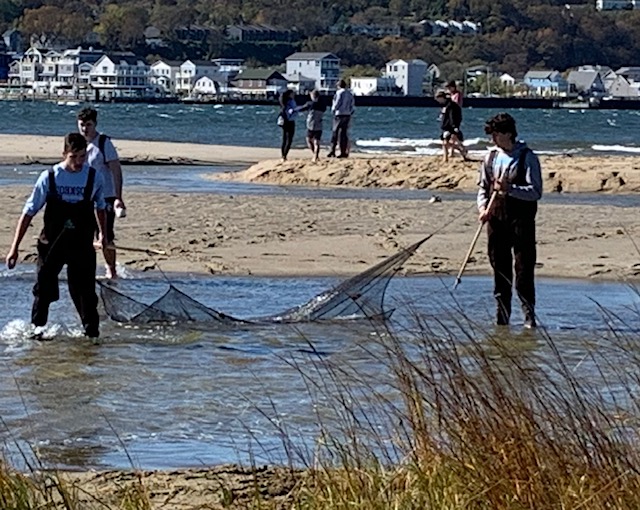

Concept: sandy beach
[[1, 134, 639, 281], [2, 134, 640, 506]]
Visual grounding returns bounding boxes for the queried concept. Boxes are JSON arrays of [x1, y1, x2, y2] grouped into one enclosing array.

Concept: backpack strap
[[47, 168, 57, 197], [516, 147, 531, 182], [487, 149, 498, 178], [83, 166, 96, 201], [98, 133, 108, 165]]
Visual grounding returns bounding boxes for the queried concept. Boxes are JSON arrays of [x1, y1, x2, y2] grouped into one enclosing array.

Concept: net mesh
[[98, 237, 429, 325]]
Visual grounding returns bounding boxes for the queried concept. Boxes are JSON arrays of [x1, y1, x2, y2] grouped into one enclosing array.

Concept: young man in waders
[[77, 107, 125, 279], [477, 113, 542, 328], [6, 133, 107, 338]]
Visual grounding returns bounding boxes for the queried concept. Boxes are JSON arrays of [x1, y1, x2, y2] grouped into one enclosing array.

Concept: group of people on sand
[[5, 108, 126, 339], [277, 79, 355, 162], [4, 89, 543, 340]]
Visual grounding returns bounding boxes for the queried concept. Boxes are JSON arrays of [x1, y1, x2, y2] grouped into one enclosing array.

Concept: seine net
[[98, 237, 429, 325]]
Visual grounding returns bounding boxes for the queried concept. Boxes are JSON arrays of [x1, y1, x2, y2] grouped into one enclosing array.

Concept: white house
[[150, 59, 182, 94], [284, 73, 316, 93], [350, 76, 398, 96], [176, 59, 220, 94], [90, 53, 150, 98], [499, 73, 516, 87], [285, 52, 340, 92], [384, 59, 428, 96], [193, 75, 219, 95], [607, 75, 640, 97]]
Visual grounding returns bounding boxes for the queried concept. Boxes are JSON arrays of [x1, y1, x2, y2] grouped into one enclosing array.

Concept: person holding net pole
[[476, 112, 542, 329]]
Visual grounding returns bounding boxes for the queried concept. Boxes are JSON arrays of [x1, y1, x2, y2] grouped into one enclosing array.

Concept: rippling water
[[1, 101, 640, 155], [1, 268, 638, 470]]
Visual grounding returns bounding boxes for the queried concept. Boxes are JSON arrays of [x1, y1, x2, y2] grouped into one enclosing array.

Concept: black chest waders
[[32, 168, 101, 337], [486, 149, 538, 327]]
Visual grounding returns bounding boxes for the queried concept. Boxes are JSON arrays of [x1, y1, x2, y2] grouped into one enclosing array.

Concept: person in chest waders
[[6, 133, 108, 338], [477, 113, 543, 329]]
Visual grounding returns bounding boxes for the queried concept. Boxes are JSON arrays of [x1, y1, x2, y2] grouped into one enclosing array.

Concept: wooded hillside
[[2, 0, 638, 75]]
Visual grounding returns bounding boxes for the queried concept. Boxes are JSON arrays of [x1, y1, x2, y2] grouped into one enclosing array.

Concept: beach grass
[[2, 307, 640, 509]]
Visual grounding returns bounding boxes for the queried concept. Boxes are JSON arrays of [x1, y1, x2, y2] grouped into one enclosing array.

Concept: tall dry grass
[[275, 307, 640, 509]]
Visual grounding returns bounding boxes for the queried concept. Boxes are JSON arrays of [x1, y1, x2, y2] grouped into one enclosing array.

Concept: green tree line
[[1, 0, 639, 75]]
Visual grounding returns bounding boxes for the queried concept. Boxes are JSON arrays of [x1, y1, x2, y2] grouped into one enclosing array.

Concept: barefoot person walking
[[77, 107, 126, 279], [477, 113, 542, 328]]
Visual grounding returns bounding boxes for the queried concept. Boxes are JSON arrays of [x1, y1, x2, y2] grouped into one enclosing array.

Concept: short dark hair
[[445, 80, 457, 88], [77, 107, 97, 123], [484, 112, 518, 140], [64, 132, 88, 154], [337, 79, 347, 89], [435, 90, 448, 99]]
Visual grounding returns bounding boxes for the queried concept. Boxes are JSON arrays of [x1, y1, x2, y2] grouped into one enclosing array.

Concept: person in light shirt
[[6, 133, 107, 338], [328, 79, 355, 158], [77, 107, 125, 279]]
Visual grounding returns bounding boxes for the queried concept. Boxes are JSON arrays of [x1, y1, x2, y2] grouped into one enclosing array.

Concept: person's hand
[[96, 233, 107, 251], [478, 207, 492, 223], [494, 178, 509, 193], [6, 248, 18, 269], [114, 198, 126, 210]]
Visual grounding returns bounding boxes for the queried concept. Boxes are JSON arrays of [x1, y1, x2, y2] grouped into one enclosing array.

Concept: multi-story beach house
[[285, 52, 340, 93], [89, 53, 150, 99], [175, 59, 221, 95], [384, 59, 428, 96], [212, 58, 245, 92], [8, 47, 44, 89], [150, 59, 182, 94]]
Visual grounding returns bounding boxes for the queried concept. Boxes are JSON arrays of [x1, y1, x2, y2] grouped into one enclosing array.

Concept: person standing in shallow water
[[6, 133, 107, 338], [278, 89, 298, 162], [477, 113, 543, 329]]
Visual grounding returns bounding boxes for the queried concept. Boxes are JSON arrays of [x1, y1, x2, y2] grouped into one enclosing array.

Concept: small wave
[[592, 144, 640, 154], [213, 104, 223, 109], [356, 136, 488, 150], [157, 113, 174, 119]]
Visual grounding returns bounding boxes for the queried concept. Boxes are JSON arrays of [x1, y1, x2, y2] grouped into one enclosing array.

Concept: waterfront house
[[285, 52, 340, 93], [8, 47, 44, 88], [193, 75, 219, 96], [284, 74, 316, 94], [90, 53, 150, 99], [150, 59, 182, 94], [231, 68, 288, 97], [523, 70, 568, 96], [567, 69, 606, 97], [607, 75, 640, 97], [351, 76, 399, 96], [615, 66, 640, 82], [385, 59, 428, 96], [175, 60, 221, 95]]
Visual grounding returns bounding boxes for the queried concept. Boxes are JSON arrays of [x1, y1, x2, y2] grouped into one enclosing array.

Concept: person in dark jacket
[[435, 90, 468, 162], [298, 89, 326, 162], [6, 133, 108, 338], [477, 113, 543, 328], [278, 89, 298, 162]]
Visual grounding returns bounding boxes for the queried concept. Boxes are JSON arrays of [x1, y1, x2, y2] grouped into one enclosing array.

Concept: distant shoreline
[[3, 95, 640, 110]]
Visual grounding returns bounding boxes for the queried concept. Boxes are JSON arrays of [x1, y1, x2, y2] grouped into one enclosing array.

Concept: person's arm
[[508, 151, 543, 201], [104, 139, 125, 208], [477, 154, 493, 220], [6, 213, 34, 269], [107, 159, 124, 207], [332, 89, 343, 113]]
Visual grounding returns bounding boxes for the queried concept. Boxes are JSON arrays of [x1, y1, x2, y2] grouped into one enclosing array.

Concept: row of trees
[[2, 0, 640, 76]]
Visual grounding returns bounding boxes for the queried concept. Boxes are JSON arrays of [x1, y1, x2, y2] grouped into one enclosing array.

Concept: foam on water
[[592, 144, 640, 154]]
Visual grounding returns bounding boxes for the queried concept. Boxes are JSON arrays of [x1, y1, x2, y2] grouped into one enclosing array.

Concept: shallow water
[[0, 268, 638, 470]]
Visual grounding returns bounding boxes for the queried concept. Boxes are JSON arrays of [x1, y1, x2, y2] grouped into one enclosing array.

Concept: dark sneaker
[[337, 154, 349, 158], [326, 152, 336, 158]]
